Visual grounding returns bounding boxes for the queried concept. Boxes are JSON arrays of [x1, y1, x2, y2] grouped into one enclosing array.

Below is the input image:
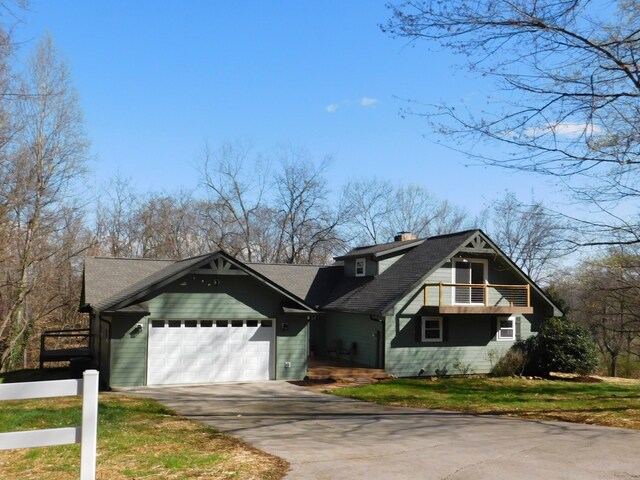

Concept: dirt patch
[[551, 372, 640, 384]]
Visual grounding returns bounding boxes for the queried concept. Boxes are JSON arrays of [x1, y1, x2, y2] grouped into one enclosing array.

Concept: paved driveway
[[126, 381, 640, 480]]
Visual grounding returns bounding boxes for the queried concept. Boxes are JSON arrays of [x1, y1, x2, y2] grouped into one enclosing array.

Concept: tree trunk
[[610, 354, 618, 377]]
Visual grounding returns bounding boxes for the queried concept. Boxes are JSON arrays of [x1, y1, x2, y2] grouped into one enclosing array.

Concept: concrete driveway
[[126, 381, 640, 480]]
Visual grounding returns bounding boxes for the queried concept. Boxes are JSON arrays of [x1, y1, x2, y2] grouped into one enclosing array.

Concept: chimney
[[394, 231, 417, 242]]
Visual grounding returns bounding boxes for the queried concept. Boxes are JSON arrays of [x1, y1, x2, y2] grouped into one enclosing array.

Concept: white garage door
[[147, 319, 275, 385]]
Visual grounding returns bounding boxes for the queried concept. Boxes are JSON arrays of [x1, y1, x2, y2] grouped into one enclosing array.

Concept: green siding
[[377, 254, 404, 275], [321, 313, 380, 367], [108, 273, 310, 387], [109, 316, 148, 387], [147, 274, 281, 319], [276, 315, 309, 380], [343, 258, 378, 277], [386, 256, 550, 377], [385, 314, 531, 376]]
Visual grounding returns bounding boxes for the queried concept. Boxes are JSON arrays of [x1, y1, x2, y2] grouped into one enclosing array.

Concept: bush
[[523, 317, 599, 377], [490, 345, 528, 377]]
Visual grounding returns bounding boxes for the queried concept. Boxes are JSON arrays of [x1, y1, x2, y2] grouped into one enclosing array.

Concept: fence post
[[80, 370, 99, 480]]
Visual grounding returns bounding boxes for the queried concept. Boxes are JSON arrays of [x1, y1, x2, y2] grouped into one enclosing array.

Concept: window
[[168, 320, 181, 328], [200, 320, 213, 327], [497, 316, 516, 341], [421, 316, 443, 342], [231, 320, 243, 327], [452, 258, 487, 304], [246, 320, 259, 327], [355, 258, 366, 277]]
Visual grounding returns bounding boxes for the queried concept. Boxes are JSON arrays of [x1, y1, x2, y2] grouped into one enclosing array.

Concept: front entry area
[[147, 319, 275, 385]]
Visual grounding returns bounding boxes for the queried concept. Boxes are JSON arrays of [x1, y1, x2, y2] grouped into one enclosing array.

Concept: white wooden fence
[[0, 370, 99, 480]]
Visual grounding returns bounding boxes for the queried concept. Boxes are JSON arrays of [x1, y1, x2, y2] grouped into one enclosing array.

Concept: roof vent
[[394, 231, 417, 242]]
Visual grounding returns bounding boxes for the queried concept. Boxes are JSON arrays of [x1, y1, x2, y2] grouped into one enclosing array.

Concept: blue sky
[[15, 0, 561, 216]]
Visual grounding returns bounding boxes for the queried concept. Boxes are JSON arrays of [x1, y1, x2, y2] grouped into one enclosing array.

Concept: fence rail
[[424, 282, 530, 308], [0, 370, 99, 480]]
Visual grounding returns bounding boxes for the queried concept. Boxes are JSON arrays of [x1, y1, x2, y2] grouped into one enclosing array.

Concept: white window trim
[[355, 258, 366, 277], [497, 315, 516, 341], [421, 316, 443, 343], [451, 258, 488, 306]]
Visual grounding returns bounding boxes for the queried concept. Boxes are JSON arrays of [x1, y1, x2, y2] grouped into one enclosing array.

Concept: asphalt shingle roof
[[323, 230, 479, 314], [247, 263, 343, 308], [82, 257, 174, 309], [82, 228, 561, 319], [335, 238, 424, 260], [91, 254, 213, 311]]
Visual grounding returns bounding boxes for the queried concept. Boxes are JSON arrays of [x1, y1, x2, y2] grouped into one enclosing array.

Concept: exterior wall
[[385, 313, 532, 376], [343, 258, 377, 277], [109, 315, 148, 387], [276, 315, 309, 380], [425, 256, 538, 307], [385, 257, 550, 377], [320, 312, 381, 367], [107, 273, 310, 387], [377, 254, 404, 275]]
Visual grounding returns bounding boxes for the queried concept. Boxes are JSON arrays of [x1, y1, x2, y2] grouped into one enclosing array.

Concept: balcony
[[423, 282, 533, 315]]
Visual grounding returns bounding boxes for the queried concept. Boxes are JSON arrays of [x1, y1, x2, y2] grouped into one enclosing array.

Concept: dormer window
[[355, 258, 366, 277]]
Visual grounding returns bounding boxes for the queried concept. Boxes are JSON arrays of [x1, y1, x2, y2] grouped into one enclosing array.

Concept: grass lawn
[[332, 376, 640, 430], [0, 378, 288, 479]]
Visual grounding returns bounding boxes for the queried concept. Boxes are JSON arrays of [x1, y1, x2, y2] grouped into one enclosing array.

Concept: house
[[79, 229, 561, 388]]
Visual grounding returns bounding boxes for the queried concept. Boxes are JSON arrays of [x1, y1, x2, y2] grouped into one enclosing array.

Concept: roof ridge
[[86, 256, 177, 262], [247, 262, 333, 267], [426, 228, 480, 240], [350, 237, 424, 251]]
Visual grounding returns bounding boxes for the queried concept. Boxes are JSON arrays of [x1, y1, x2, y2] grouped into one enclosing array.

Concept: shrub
[[490, 344, 528, 377], [523, 317, 599, 377]]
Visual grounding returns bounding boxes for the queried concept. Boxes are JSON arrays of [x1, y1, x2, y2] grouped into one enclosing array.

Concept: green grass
[[0, 393, 287, 480], [331, 376, 640, 429]]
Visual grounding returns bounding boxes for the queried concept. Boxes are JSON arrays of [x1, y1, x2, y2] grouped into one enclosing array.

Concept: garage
[[147, 318, 275, 385]]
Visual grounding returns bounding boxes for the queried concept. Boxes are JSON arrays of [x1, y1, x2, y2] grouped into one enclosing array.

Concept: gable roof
[[324, 230, 478, 314], [324, 228, 562, 316], [84, 252, 317, 313], [81, 257, 173, 310], [82, 228, 562, 319]]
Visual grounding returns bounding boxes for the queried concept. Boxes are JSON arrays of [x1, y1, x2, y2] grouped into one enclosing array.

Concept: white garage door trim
[[147, 318, 275, 385]]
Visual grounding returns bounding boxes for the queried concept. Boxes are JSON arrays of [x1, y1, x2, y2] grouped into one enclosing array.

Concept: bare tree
[[342, 178, 393, 244], [388, 184, 466, 239], [344, 179, 467, 244], [95, 175, 141, 257], [0, 35, 88, 370], [273, 147, 347, 264], [483, 192, 565, 281], [200, 141, 269, 261], [384, 0, 640, 247]]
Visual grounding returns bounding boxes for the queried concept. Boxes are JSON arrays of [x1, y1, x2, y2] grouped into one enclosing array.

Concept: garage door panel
[[148, 319, 275, 385]]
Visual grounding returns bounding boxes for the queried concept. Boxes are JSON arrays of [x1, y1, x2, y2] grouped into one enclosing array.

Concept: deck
[[39, 328, 91, 368]]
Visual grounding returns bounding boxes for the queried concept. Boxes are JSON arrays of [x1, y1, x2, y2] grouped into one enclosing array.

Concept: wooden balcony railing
[[423, 282, 532, 314], [40, 328, 91, 369]]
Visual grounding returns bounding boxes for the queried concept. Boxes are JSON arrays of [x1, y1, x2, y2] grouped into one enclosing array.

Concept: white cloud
[[360, 97, 379, 107], [326, 103, 339, 113], [524, 122, 603, 138]]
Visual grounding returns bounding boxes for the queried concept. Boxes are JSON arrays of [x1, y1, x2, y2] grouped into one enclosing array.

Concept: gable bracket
[[458, 247, 496, 255]]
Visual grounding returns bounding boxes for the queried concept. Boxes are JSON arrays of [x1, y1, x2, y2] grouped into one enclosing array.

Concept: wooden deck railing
[[424, 282, 530, 309], [40, 328, 91, 368]]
